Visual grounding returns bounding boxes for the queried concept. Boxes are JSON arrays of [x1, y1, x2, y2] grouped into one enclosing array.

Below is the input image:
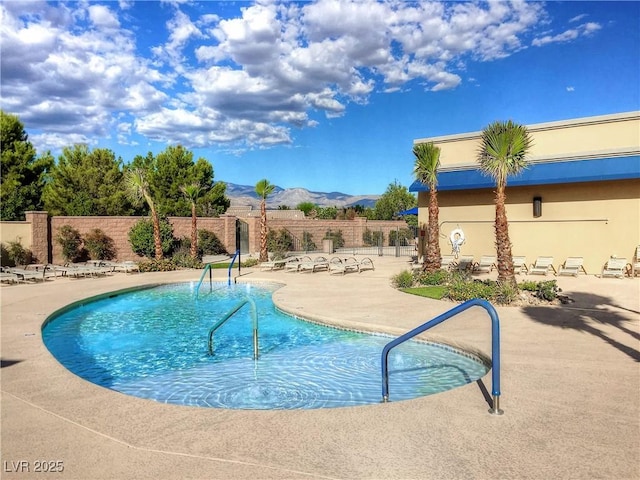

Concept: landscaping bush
[[324, 229, 345, 249], [392, 270, 415, 289], [241, 258, 259, 267], [2, 240, 34, 266], [535, 280, 560, 301], [83, 229, 116, 260], [198, 229, 227, 256], [137, 259, 177, 272], [301, 231, 316, 251], [363, 228, 383, 247], [171, 241, 204, 269], [128, 218, 175, 258], [56, 225, 87, 262], [389, 228, 413, 246], [447, 279, 496, 302], [494, 281, 519, 305], [267, 228, 295, 258], [415, 269, 450, 286]]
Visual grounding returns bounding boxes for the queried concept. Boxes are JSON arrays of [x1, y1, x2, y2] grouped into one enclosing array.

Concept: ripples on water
[[43, 283, 489, 409]]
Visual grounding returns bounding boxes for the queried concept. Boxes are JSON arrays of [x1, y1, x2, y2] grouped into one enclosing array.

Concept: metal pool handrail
[[381, 298, 503, 415], [227, 249, 240, 286], [208, 297, 259, 360], [195, 263, 213, 299]]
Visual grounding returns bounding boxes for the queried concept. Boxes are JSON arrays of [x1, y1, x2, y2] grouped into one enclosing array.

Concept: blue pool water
[[42, 283, 489, 409]]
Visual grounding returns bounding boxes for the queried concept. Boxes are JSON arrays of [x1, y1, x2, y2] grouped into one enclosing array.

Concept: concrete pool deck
[[1, 256, 638, 479]]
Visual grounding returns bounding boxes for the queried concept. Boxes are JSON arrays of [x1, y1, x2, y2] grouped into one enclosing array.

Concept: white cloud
[[0, 0, 604, 154], [532, 22, 601, 47], [566, 86, 575, 92]]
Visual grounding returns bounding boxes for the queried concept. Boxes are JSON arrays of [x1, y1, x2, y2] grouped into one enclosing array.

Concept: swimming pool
[[42, 282, 490, 409]]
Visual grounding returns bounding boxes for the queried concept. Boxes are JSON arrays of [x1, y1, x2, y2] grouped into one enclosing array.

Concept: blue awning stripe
[[409, 155, 640, 192]]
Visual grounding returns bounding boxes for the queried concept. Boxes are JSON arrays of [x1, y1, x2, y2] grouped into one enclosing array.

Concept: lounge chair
[[440, 255, 457, 271], [557, 257, 587, 276], [600, 257, 627, 278], [472, 255, 496, 274], [529, 257, 556, 275], [259, 256, 297, 271], [0, 271, 20, 284], [629, 246, 640, 277], [453, 256, 474, 272], [4, 267, 45, 282], [298, 256, 330, 273], [284, 256, 312, 272], [512, 256, 528, 274], [100, 260, 140, 273], [329, 257, 360, 275]]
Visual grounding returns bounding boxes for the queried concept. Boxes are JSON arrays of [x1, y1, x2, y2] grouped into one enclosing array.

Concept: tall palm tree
[[181, 183, 204, 259], [126, 167, 163, 260], [413, 142, 442, 272], [255, 179, 275, 262], [477, 120, 533, 286]]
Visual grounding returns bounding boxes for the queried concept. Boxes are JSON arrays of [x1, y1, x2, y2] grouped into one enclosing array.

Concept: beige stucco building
[[411, 111, 640, 275]]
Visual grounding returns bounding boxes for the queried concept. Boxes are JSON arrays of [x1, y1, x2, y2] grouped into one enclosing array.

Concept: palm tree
[[477, 120, 533, 286], [181, 183, 204, 259], [126, 168, 163, 260], [413, 142, 442, 272], [255, 179, 275, 262]]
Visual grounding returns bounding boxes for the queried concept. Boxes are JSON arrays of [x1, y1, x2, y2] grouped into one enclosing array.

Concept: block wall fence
[[2, 212, 410, 265]]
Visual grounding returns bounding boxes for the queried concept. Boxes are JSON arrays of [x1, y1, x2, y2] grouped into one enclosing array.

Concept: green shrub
[[3, 240, 34, 266], [447, 279, 496, 301], [137, 259, 177, 272], [518, 280, 538, 292], [535, 280, 560, 301], [416, 269, 450, 286], [56, 225, 87, 262], [301, 231, 316, 251], [0, 243, 10, 267], [392, 270, 414, 289], [324, 229, 345, 249], [198, 229, 227, 256], [83, 229, 116, 260], [267, 228, 294, 258], [518, 279, 561, 301], [241, 258, 259, 267], [171, 243, 204, 269], [363, 228, 383, 247], [128, 218, 175, 258], [494, 281, 519, 305], [389, 228, 413, 246]]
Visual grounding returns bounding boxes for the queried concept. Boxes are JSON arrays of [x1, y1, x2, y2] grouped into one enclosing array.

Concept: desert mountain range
[[225, 183, 380, 209]]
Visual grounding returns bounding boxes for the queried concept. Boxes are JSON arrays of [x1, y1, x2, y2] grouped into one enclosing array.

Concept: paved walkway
[[1, 257, 638, 479]]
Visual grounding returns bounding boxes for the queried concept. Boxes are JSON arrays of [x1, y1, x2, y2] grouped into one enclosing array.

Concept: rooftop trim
[[409, 155, 640, 192], [413, 111, 640, 145]]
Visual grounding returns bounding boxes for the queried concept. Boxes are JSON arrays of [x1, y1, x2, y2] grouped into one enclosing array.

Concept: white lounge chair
[[298, 256, 330, 273], [284, 256, 312, 272], [453, 256, 474, 272], [630, 246, 640, 277], [557, 257, 587, 276], [529, 257, 556, 275], [4, 267, 45, 282], [472, 255, 496, 274], [600, 257, 627, 278], [0, 271, 20, 284], [329, 257, 360, 275], [440, 255, 456, 271], [513, 256, 528, 274]]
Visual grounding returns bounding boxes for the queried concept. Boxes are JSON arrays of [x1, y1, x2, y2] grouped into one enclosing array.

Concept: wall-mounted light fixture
[[533, 196, 542, 218]]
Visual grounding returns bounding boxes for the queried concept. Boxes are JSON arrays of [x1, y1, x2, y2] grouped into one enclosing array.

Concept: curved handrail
[[227, 249, 240, 286], [381, 298, 503, 415], [208, 297, 258, 360], [194, 263, 213, 299]]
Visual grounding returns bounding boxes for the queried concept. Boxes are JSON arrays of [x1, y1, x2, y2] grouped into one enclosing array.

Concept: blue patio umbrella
[[397, 207, 418, 216]]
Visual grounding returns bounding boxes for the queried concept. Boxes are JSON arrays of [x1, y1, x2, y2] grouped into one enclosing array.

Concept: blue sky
[[2, 1, 639, 195]]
